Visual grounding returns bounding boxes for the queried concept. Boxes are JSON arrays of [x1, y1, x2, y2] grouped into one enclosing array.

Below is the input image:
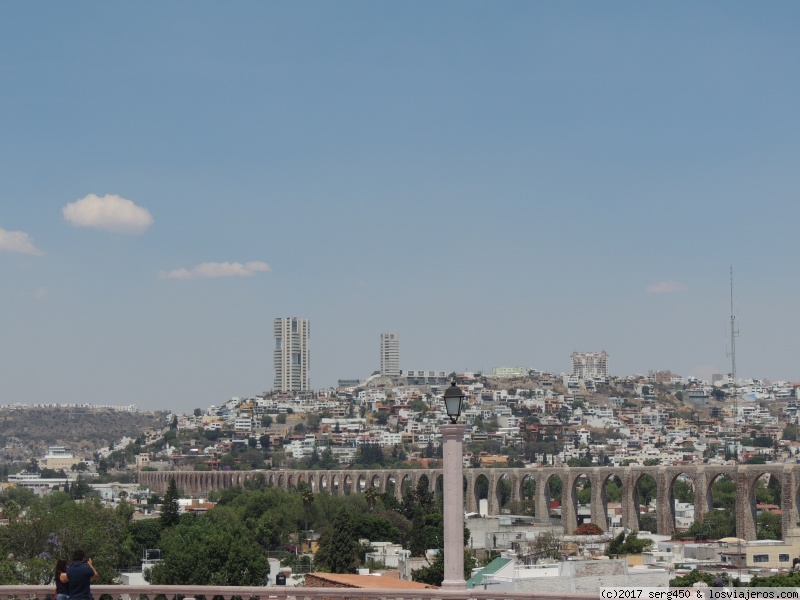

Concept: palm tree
[[364, 487, 379, 512], [301, 488, 315, 531]]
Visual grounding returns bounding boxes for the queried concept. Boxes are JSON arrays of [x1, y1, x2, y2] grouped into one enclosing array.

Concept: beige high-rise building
[[274, 317, 310, 392], [571, 350, 609, 379], [380, 333, 400, 378]]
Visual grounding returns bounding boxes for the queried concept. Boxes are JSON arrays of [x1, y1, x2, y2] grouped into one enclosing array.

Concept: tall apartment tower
[[380, 333, 400, 378], [274, 317, 310, 392], [571, 350, 609, 379]]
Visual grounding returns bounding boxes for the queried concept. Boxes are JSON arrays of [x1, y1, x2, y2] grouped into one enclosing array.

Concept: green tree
[[120, 518, 163, 569], [315, 510, 359, 573], [301, 487, 315, 531], [606, 531, 652, 555], [276, 413, 287, 425], [412, 548, 477, 586], [0, 496, 125, 583], [317, 447, 339, 470], [670, 570, 716, 587], [757, 511, 782, 540], [237, 448, 267, 469], [307, 413, 322, 431], [605, 479, 622, 502], [0, 486, 36, 510], [711, 476, 737, 509], [409, 509, 427, 556], [636, 475, 657, 506], [782, 424, 800, 442], [607, 531, 626, 556], [70, 474, 91, 500], [160, 477, 181, 528], [149, 514, 269, 585], [497, 479, 511, 507], [745, 455, 767, 464], [749, 571, 800, 587], [364, 487, 379, 512], [673, 479, 695, 503], [639, 511, 657, 533], [685, 509, 736, 539]]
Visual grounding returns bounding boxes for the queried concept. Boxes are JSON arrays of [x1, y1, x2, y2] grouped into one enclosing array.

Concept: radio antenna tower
[[726, 266, 739, 436]]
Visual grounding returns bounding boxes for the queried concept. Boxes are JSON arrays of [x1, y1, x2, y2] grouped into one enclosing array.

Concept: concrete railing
[[0, 585, 597, 600]]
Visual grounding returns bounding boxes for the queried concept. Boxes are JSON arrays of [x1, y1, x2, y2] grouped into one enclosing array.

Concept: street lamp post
[[441, 380, 467, 591]]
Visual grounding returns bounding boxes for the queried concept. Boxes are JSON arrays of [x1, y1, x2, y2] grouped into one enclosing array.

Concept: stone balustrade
[[0, 585, 596, 600]]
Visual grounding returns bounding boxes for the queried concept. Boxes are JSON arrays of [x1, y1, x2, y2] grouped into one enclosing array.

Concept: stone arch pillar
[[780, 467, 793, 540], [693, 470, 708, 526], [659, 470, 676, 538], [535, 473, 549, 521], [510, 471, 521, 505], [464, 472, 476, 514], [590, 472, 606, 530], [736, 470, 756, 540], [394, 471, 403, 502], [562, 468, 578, 534], [486, 472, 497, 516], [621, 470, 638, 531], [656, 469, 673, 536], [390, 472, 399, 500]]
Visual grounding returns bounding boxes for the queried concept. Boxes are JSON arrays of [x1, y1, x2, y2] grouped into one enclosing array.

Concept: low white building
[[468, 557, 669, 593], [364, 541, 410, 568]]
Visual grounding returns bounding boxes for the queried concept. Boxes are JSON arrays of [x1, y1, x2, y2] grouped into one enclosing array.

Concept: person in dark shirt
[[60, 549, 98, 600], [54, 558, 69, 600]]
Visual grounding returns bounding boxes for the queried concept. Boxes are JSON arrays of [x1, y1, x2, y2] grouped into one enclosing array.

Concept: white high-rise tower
[[380, 333, 400, 378], [274, 317, 310, 392]]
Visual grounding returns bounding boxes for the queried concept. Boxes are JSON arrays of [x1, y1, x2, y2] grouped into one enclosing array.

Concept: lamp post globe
[[443, 380, 465, 424]]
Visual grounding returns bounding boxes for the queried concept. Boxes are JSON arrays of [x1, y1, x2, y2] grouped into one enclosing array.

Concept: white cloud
[[645, 281, 687, 294], [63, 194, 153, 234], [34, 287, 48, 299], [0, 228, 43, 255], [159, 261, 271, 280]]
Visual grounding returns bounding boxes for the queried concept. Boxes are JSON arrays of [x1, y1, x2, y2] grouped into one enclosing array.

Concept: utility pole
[[727, 266, 739, 454], [729, 265, 737, 385]]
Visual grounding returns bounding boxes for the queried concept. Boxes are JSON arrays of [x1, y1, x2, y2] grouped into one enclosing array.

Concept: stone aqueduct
[[140, 465, 800, 541]]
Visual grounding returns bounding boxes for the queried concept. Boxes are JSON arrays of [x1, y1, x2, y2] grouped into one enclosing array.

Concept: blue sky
[[2, 2, 799, 412]]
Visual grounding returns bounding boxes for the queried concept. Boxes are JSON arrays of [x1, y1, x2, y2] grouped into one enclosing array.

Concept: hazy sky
[[2, 3, 799, 412]]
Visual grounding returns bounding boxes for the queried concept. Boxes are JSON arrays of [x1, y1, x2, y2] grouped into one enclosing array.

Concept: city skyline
[[2, 3, 800, 412]]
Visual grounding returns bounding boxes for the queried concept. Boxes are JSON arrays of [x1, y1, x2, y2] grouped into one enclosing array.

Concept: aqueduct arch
[[139, 464, 800, 540]]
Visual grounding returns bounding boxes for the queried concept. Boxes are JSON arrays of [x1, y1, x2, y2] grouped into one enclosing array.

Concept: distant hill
[[0, 407, 168, 461]]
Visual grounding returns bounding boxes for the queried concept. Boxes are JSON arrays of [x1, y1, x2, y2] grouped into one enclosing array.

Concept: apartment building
[[380, 333, 400, 378], [273, 317, 310, 392], [571, 350, 609, 379]]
